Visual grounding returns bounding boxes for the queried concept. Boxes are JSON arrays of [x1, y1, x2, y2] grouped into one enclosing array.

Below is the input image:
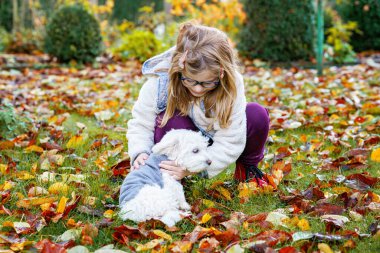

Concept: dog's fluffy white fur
[[119, 129, 211, 226]]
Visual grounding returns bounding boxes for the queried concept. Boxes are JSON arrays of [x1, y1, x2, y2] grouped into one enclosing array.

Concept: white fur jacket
[[127, 50, 247, 178]]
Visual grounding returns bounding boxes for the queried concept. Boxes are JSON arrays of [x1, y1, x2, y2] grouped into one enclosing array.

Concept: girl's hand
[[159, 161, 196, 180], [132, 153, 149, 170]]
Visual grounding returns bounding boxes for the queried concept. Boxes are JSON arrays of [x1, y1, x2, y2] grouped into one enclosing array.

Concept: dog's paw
[[179, 201, 191, 211], [160, 210, 181, 227]]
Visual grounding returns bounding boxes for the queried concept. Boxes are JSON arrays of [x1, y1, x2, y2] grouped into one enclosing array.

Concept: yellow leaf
[[24, 145, 44, 153], [135, 239, 163, 252], [297, 218, 310, 231], [1, 181, 15, 191], [371, 147, 380, 162], [56, 196, 69, 214], [17, 196, 58, 209], [48, 182, 69, 195], [40, 203, 52, 211], [153, 230, 172, 241], [0, 164, 7, 174], [332, 186, 350, 194], [66, 135, 85, 149], [104, 209, 114, 218], [201, 213, 212, 224], [216, 186, 232, 201], [318, 243, 334, 253], [202, 199, 215, 207], [15, 171, 35, 180]]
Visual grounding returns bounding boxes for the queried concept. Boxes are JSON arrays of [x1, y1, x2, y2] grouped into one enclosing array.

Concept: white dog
[[119, 129, 212, 226]]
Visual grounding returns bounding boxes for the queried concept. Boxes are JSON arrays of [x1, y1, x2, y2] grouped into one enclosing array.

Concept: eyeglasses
[[180, 74, 220, 89]]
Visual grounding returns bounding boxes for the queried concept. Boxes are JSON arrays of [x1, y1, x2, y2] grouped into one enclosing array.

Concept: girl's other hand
[[132, 153, 149, 170], [159, 160, 196, 180]]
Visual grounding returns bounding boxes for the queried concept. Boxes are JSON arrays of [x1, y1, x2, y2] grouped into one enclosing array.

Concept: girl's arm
[[127, 77, 158, 164], [204, 73, 247, 178]]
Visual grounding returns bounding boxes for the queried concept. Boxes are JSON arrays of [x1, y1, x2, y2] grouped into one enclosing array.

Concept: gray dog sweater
[[119, 154, 168, 205]]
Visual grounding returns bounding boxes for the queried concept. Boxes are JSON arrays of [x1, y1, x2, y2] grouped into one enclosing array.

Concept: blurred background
[[0, 0, 379, 67]]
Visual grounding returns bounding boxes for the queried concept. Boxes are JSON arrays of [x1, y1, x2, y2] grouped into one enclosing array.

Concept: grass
[[0, 63, 379, 252]]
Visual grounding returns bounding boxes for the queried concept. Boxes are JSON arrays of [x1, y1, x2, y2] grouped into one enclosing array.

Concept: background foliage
[[44, 4, 103, 63], [237, 0, 315, 62]]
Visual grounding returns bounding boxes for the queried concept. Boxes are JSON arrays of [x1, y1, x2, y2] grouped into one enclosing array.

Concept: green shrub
[[0, 103, 30, 140], [112, 29, 164, 62], [325, 20, 359, 64], [0, 27, 10, 52], [44, 4, 102, 63], [237, 0, 315, 62], [338, 0, 380, 51], [0, 1, 12, 32]]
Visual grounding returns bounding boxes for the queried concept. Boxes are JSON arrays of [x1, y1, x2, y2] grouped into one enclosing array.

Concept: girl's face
[[181, 70, 219, 98]]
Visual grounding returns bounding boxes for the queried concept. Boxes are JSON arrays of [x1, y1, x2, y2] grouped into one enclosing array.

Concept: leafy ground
[[0, 54, 379, 252]]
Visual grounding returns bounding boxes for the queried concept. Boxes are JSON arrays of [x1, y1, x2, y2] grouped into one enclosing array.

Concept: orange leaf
[[56, 196, 69, 214]]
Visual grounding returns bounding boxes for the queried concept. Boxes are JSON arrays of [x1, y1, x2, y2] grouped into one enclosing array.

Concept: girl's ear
[[220, 67, 224, 79], [151, 130, 180, 158]]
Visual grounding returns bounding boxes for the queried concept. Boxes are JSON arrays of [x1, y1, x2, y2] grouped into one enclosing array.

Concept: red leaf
[[111, 159, 131, 177], [279, 246, 299, 253], [346, 173, 379, 187]]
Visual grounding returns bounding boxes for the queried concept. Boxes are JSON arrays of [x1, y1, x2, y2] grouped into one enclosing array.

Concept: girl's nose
[[193, 85, 204, 93]]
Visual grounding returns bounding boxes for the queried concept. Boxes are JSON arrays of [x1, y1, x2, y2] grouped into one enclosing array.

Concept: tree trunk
[[12, 0, 19, 33]]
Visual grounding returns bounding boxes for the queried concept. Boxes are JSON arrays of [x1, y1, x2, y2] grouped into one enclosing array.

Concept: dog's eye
[[192, 148, 199, 153]]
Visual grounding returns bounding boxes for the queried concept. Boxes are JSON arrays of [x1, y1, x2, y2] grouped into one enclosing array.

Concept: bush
[[338, 0, 380, 51], [237, 0, 315, 62], [0, 27, 10, 52], [5, 30, 43, 54], [0, 103, 30, 140], [112, 29, 164, 62], [44, 4, 102, 63], [325, 21, 359, 64], [0, 1, 12, 32]]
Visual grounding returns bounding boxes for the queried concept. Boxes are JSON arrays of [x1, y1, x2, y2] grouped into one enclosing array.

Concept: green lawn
[[0, 61, 379, 252]]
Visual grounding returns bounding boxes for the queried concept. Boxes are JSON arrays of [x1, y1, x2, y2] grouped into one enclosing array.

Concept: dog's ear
[[151, 131, 180, 158]]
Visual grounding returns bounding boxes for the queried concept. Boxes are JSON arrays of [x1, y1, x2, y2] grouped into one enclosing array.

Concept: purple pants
[[154, 102, 270, 171]]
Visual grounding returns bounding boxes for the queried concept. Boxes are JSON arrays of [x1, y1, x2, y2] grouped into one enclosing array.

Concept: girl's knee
[[246, 103, 270, 129]]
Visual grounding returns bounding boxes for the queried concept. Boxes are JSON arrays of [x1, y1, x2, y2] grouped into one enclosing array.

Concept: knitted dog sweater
[[119, 154, 168, 205]]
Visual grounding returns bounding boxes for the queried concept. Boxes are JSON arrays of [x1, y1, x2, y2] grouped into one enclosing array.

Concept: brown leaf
[[169, 241, 193, 253], [196, 208, 226, 225], [253, 230, 292, 247], [34, 239, 75, 253], [182, 226, 214, 243], [0, 140, 15, 150], [312, 203, 345, 216]]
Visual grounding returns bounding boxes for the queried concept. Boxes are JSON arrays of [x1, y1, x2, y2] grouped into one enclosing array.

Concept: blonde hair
[[161, 21, 239, 129]]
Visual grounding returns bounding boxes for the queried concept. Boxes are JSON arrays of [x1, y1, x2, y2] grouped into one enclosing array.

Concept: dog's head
[[151, 129, 212, 173]]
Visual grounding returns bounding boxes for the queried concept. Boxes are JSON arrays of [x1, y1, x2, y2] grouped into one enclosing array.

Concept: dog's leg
[[162, 173, 191, 210], [160, 210, 182, 227]]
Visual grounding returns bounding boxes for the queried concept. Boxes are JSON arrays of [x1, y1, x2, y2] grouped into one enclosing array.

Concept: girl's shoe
[[234, 162, 268, 186]]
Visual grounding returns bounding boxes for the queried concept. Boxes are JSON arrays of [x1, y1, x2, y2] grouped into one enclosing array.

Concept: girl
[[127, 21, 270, 184]]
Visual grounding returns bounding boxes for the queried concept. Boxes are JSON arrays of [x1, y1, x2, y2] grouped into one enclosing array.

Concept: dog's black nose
[[206, 160, 212, 165]]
